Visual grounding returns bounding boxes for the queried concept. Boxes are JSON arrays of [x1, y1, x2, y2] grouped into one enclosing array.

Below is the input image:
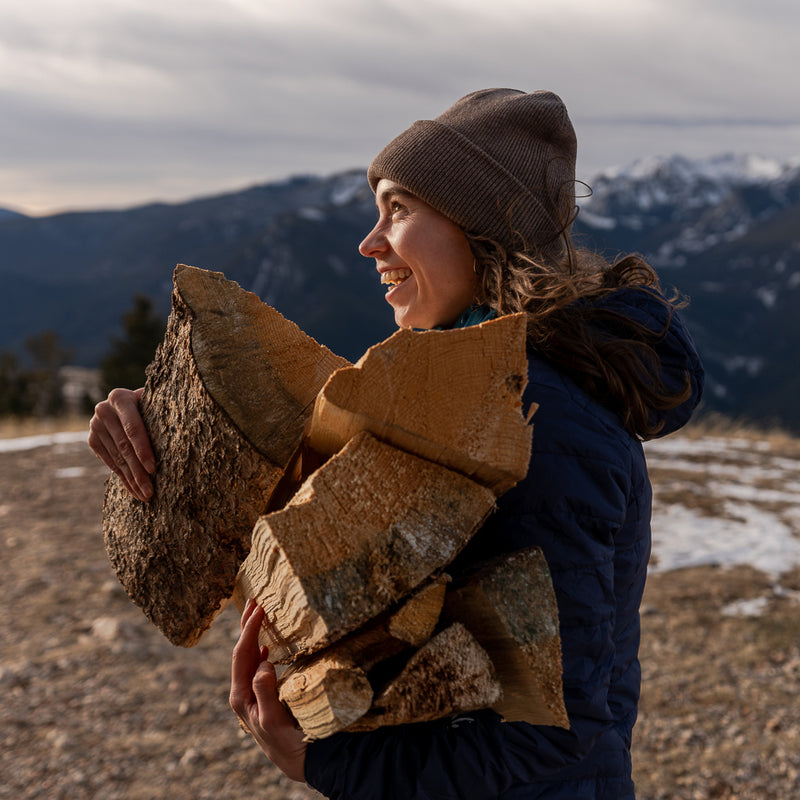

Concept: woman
[[90, 89, 704, 799]]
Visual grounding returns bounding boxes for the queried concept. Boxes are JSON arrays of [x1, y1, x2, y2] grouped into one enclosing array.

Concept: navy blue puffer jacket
[[305, 289, 704, 799]]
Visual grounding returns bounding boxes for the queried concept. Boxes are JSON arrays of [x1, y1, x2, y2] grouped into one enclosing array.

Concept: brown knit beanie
[[367, 88, 577, 261]]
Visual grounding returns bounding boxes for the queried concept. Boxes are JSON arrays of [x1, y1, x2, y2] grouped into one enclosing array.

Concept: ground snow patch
[[0, 431, 87, 453], [650, 502, 800, 578]]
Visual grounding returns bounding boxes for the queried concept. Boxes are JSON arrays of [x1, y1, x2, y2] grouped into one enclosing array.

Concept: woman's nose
[[359, 222, 386, 258]]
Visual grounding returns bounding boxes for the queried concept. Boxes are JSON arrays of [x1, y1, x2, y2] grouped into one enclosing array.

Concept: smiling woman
[[89, 88, 704, 800]]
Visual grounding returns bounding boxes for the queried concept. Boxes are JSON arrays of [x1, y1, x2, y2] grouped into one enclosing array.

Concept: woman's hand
[[230, 599, 308, 783], [88, 387, 155, 501]]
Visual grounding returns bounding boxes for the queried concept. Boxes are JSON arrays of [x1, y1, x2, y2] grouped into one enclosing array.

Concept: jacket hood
[[592, 287, 704, 438]]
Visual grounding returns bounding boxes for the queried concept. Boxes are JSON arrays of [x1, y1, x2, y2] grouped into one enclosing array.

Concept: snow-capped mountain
[[576, 154, 800, 267], [573, 153, 800, 429], [1, 154, 799, 430]]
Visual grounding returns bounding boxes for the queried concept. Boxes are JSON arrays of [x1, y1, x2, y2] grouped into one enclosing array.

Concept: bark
[[345, 623, 501, 732], [103, 265, 347, 646]]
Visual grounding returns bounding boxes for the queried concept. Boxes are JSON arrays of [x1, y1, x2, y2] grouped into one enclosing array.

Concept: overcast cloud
[[1, 0, 798, 214]]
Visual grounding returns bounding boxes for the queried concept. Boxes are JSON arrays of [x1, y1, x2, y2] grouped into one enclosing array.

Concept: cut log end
[[278, 657, 374, 740], [445, 547, 569, 729]]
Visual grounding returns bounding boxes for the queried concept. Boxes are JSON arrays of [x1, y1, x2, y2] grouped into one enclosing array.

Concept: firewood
[[444, 547, 569, 729], [277, 655, 374, 740], [307, 313, 534, 496], [276, 577, 448, 739], [234, 431, 495, 662], [345, 623, 501, 733], [103, 265, 348, 647]]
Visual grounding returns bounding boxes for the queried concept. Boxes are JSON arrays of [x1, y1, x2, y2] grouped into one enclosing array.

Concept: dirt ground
[[1, 424, 798, 799]]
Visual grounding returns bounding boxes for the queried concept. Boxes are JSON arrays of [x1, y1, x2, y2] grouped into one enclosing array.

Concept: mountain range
[[1, 153, 798, 431]]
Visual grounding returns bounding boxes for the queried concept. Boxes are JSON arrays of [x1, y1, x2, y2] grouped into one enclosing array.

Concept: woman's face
[[359, 179, 477, 330]]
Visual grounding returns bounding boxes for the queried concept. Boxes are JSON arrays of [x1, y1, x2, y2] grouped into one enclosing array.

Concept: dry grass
[[0, 415, 91, 439], [682, 412, 800, 456]]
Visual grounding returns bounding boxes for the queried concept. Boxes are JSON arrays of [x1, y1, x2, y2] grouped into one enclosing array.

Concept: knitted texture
[[368, 88, 577, 261]]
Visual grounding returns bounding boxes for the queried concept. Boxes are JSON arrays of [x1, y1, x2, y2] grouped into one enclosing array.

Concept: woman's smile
[[360, 179, 477, 330]]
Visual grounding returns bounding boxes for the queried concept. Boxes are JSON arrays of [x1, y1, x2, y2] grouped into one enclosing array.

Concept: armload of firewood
[[102, 264, 568, 739]]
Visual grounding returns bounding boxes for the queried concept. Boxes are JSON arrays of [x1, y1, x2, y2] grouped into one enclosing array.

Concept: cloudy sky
[[2, 0, 798, 215]]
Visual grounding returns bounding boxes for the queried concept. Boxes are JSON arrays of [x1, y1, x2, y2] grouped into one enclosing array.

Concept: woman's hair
[[466, 231, 692, 439]]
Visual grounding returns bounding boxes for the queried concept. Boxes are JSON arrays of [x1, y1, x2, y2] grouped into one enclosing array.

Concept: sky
[[1, 0, 799, 216]]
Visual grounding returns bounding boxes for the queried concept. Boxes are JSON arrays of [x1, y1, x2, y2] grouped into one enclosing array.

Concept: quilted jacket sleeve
[[304, 354, 642, 800]]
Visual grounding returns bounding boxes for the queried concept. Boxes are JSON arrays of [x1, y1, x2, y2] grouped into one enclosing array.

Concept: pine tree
[[0, 350, 32, 416], [24, 331, 72, 417], [100, 295, 166, 394]]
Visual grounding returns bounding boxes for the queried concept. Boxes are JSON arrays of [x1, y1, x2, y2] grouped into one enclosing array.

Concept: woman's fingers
[[230, 600, 307, 783], [88, 434, 142, 498], [251, 657, 296, 730], [88, 387, 155, 501], [230, 600, 263, 712]]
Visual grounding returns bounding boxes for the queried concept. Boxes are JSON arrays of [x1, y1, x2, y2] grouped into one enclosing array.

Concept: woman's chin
[[393, 309, 431, 330]]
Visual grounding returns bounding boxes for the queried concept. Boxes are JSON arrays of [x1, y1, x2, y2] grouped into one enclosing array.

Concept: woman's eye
[[390, 201, 404, 214]]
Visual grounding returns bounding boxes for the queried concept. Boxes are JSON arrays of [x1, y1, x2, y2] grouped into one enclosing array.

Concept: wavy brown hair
[[466, 232, 693, 439]]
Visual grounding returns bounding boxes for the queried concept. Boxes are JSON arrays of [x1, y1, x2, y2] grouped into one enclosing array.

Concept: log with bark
[[271, 547, 568, 739], [103, 264, 348, 646], [444, 547, 569, 729], [276, 577, 449, 739]]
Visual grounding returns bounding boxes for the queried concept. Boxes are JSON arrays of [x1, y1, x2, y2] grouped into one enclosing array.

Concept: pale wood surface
[[176, 264, 349, 466], [278, 654, 374, 741], [235, 432, 495, 662], [307, 314, 533, 496]]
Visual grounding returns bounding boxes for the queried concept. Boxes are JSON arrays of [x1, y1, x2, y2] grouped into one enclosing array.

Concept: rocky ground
[[1, 421, 798, 799]]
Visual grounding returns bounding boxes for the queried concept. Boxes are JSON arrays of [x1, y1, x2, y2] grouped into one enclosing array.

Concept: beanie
[[367, 88, 577, 261]]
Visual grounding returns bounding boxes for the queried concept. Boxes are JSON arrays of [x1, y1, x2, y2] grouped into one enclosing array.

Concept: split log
[[307, 313, 534, 496], [277, 655, 374, 740], [235, 431, 495, 662], [444, 547, 569, 729], [277, 577, 448, 739], [345, 623, 501, 732], [103, 264, 348, 646]]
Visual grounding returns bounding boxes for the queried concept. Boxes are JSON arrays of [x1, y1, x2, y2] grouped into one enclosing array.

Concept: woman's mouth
[[380, 269, 412, 288]]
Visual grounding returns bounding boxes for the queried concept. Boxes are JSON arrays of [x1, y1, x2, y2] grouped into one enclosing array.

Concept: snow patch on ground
[[646, 433, 800, 614], [0, 431, 88, 453]]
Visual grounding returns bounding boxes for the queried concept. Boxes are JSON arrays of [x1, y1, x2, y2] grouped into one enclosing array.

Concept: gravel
[[1, 433, 798, 799]]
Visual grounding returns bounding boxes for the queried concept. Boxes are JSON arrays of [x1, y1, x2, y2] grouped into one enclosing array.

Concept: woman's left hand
[[230, 599, 308, 782]]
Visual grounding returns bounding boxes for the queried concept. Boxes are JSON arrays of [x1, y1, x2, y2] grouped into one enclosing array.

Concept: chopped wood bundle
[[102, 265, 567, 737], [276, 578, 448, 739]]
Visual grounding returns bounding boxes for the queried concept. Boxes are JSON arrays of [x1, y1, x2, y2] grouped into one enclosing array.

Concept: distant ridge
[[1, 155, 799, 431]]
